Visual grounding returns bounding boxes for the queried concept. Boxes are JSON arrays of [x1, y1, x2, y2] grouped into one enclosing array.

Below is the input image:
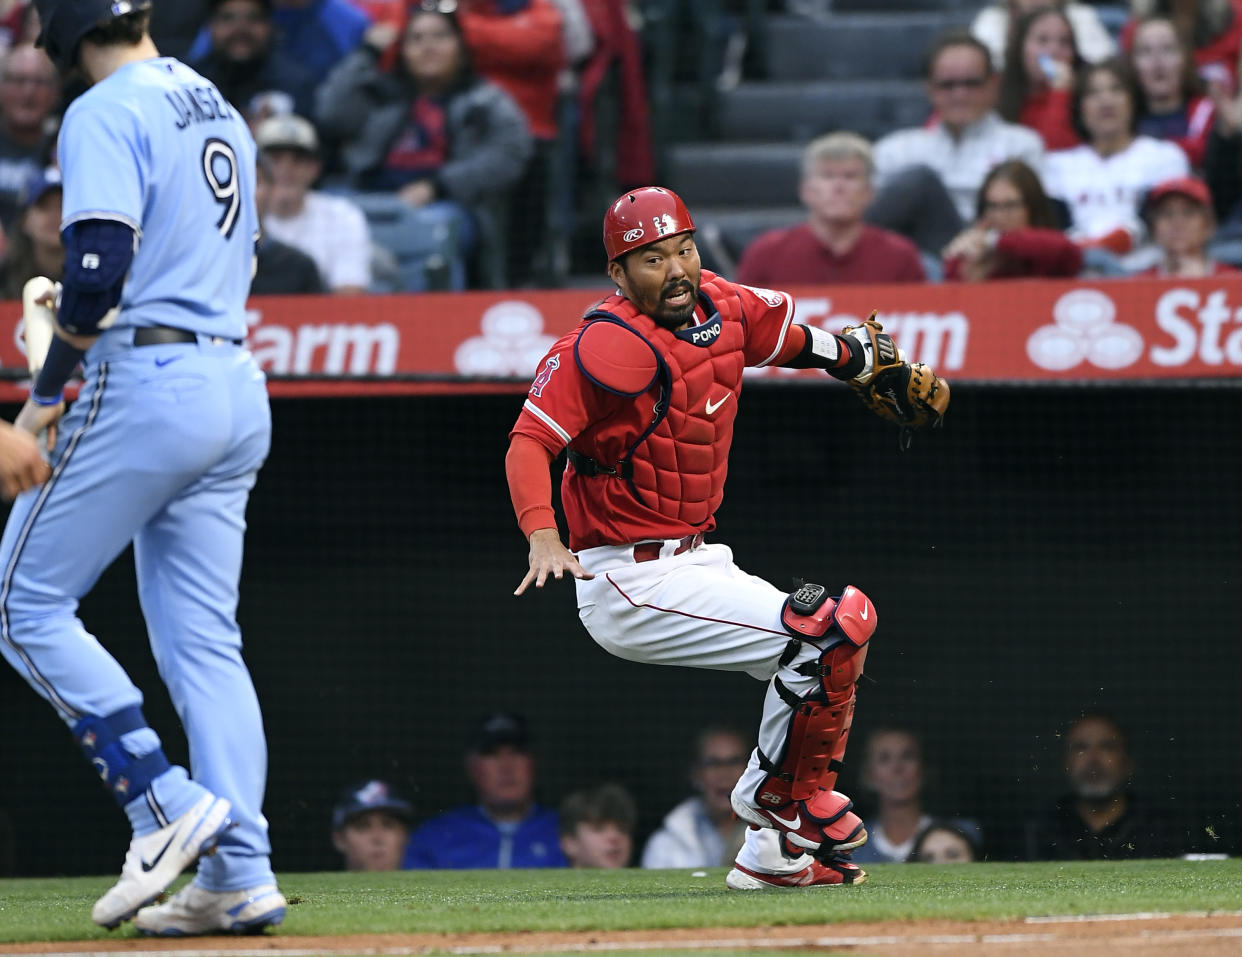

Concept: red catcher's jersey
[[511, 271, 795, 550]]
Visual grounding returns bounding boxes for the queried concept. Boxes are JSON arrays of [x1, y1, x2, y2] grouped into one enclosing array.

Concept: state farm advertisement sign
[[1, 275, 1240, 399]]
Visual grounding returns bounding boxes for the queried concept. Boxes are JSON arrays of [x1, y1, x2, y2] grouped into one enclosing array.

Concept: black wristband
[[783, 325, 845, 370], [830, 335, 866, 381], [33, 336, 86, 401]]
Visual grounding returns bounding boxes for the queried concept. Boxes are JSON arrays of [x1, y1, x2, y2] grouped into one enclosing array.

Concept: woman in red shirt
[[998, 7, 1083, 150], [943, 159, 1083, 280]]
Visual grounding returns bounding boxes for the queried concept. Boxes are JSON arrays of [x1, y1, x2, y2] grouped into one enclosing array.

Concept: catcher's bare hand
[[514, 527, 594, 595], [0, 421, 51, 500]]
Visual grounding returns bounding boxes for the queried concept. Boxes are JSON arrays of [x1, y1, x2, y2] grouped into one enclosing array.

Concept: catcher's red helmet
[[603, 187, 696, 261]]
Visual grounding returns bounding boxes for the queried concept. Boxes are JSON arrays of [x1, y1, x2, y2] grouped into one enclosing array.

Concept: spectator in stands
[[0, 43, 56, 234], [315, 6, 532, 289], [870, 31, 1045, 254], [1203, 67, 1242, 225], [404, 712, 568, 869], [457, 0, 565, 286], [943, 159, 1083, 280], [851, 728, 981, 865], [331, 779, 414, 871], [641, 727, 749, 870], [255, 112, 372, 294], [1025, 713, 1190, 859], [1, 164, 60, 300], [149, 0, 212, 61], [1043, 59, 1189, 265], [0, 2, 35, 57], [972, 0, 1116, 70], [998, 7, 1083, 151], [558, 783, 636, 869], [252, 154, 325, 295], [187, 0, 371, 78], [191, 0, 319, 123], [736, 133, 924, 287], [1139, 174, 1236, 274], [911, 821, 979, 864], [1121, 0, 1242, 85], [1130, 16, 1217, 167]]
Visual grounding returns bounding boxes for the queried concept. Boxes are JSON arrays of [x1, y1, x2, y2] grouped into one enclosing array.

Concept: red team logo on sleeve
[[530, 354, 560, 396]]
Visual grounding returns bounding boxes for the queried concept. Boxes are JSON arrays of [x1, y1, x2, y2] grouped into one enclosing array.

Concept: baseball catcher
[[507, 186, 949, 890]]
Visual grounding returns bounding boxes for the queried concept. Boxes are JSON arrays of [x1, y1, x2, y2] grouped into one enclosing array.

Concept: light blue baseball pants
[[0, 329, 274, 891]]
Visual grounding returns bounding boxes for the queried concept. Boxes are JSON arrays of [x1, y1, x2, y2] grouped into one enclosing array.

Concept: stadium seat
[[346, 192, 475, 293], [693, 205, 805, 276], [666, 142, 803, 207], [714, 80, 929, 142], [829, 0, 980, 12], [762, 13, 963, 82]]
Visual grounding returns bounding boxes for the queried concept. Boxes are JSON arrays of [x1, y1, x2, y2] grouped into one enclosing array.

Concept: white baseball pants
[[574, 539, 832, 874]]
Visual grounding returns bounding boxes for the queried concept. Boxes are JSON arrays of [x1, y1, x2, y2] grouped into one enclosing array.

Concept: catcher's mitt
[[841, 315, 950, 448]]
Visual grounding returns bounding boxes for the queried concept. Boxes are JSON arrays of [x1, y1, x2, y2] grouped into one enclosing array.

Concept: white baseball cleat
[[134, 882, 287, 936], [92, 793, 232, 930], [726, 857, 866, 890]]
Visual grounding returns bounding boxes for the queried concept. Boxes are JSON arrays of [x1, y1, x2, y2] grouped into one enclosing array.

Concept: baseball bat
[[21, 276, 59, 377]]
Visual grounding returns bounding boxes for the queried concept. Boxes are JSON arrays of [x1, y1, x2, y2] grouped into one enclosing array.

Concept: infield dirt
[[4, 912, 1242, 956]]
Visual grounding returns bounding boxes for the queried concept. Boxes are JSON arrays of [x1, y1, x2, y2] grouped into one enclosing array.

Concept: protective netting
[[1, 382, 1239, 875]]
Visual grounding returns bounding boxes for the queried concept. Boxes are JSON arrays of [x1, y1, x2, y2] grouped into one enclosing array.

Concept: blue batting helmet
[[34, 0, 152, 72]]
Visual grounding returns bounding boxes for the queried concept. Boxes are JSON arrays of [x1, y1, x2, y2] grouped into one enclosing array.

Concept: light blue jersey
[[58, 58, 258, 338], [1, 42, 277, 923]]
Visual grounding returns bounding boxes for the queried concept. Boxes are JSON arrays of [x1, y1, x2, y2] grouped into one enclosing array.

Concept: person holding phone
[[998, 7, 1084, 150]]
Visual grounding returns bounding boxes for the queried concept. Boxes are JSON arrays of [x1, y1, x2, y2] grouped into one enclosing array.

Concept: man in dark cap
[[331, 779, 414, 871], [403, 712, 567, 869]]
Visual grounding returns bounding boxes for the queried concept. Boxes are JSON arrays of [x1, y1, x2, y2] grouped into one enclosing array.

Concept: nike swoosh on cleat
[[771, 810, 801, 830], [154, 356, 183, 367], [140, 834, 177, 872]]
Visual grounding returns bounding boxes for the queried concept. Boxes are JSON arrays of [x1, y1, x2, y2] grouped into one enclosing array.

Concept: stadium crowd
[[2, 0, 1242, 298], [329, 711, 1210, 871]]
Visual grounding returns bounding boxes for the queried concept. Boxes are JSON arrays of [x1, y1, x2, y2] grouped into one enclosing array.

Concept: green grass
[[0, 859, 1238, 944]]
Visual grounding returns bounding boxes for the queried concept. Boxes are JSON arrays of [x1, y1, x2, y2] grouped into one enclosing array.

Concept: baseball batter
[[507, 187, 948, 889], [0, 1, 284, 934]]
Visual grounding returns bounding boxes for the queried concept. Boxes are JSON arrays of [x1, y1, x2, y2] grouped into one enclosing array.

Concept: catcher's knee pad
[[755, 583, 874, 808]]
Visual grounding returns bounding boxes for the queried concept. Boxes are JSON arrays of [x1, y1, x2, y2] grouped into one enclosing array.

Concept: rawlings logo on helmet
[[622, 228, 644, 243]]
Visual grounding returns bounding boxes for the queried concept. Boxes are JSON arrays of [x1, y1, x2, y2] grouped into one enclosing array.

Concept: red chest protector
[[572, 274, 746, 528]]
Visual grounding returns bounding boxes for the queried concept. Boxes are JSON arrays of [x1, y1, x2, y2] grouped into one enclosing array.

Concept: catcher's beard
[[647, 280, 698, 330]]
